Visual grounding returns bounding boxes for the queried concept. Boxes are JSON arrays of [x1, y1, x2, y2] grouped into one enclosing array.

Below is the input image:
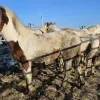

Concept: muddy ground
[[0, 64, 100, 100]]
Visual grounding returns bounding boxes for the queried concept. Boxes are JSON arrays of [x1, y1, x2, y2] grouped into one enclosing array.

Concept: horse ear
[[54, 22, 56, 25], [47, 22, 49, 27], [0, 7, 9, 24], [50, 22, 52, 25]]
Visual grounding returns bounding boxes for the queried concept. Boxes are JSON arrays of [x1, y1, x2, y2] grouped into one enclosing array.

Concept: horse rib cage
[[19, 43, 81, 65], [1, 35, 100, 66], [80, 35, 99, 52], [20, 35, 100, 65], [32, 35, 100, 67], [80, 36, 99, 43]]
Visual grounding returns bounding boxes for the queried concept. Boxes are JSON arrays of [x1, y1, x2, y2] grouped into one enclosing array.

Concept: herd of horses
[[0, 5, 100, 94]]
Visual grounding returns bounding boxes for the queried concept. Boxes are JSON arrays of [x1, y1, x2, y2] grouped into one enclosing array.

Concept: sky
[[0, 0, 100, 28]]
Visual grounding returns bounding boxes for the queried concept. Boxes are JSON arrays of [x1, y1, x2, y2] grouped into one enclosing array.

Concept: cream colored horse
[[0, 6, 82, 93], [62, 24, 100, 35], [65, 28, 100, 77], [46, 22, 60, 33], [46, 22, 100, 77], [75, 24, 100, 35]]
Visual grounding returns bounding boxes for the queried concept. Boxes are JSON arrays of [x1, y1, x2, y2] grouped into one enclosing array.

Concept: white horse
[[46, 22, 100, 77], [0, 6, 82, 93], [70, 28, 100, 76], [61, 24, 100, 35], [46, 22, 60, 33]]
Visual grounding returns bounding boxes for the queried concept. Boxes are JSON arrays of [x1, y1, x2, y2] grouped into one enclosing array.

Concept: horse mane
[[0, 6, 5, 12], [61, 28, 75, 31], [87, 24, 100, 32]]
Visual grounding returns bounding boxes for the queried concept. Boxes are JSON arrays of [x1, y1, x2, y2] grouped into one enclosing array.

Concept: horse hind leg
[[91, 57, 97, 75], [57, 54, 65, 72], [85, 59, 92, 77], [91, 65, 95, 75], [77, 64, 85, 86], [91, 55, 99, 74], [74, 56, 85, 87]]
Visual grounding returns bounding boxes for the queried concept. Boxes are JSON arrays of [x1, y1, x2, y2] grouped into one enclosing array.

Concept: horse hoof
[[77, 82, 85, 89], [91, 73, 94, 75], [85, 72, 91, 77], [27, 85, 36, 96], [28, 91, 35, 97], [80, 82, 85, 86]]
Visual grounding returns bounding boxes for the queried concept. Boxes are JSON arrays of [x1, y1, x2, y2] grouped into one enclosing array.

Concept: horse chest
[[7, 41, 26, 63]]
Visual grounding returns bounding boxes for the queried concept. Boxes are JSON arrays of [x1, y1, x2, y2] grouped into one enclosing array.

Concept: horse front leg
[[21, 61, 35, 94], [85, 59, 92, 77], [74, 55, 85, 86], [77, 64, 85, 86]]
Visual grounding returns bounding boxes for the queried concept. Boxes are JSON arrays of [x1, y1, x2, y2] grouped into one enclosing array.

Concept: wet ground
[[0, 64, 100, 100]]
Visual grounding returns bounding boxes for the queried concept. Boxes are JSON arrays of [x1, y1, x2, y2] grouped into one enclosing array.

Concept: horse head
[[0, 6, 9, 32], [46, 22, 60, 32]]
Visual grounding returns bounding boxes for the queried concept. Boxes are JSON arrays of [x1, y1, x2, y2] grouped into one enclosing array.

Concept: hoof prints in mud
[[0, 66, 100, 100]]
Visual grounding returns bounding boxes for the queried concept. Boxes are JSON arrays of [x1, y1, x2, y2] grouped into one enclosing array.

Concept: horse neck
[[15, 18, 34, 37], [2, 19, 19, 42], [39, 25, 47, 33], [55, 27, 60, 31], [95, 26, 100, 34], [74, 29, 87, 37], [48, 25, 60, 32], [87, 24, 100, 34], [53, 25, 60, 31], [2, 7, 35, 42], [3, 18, 35, 42]]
